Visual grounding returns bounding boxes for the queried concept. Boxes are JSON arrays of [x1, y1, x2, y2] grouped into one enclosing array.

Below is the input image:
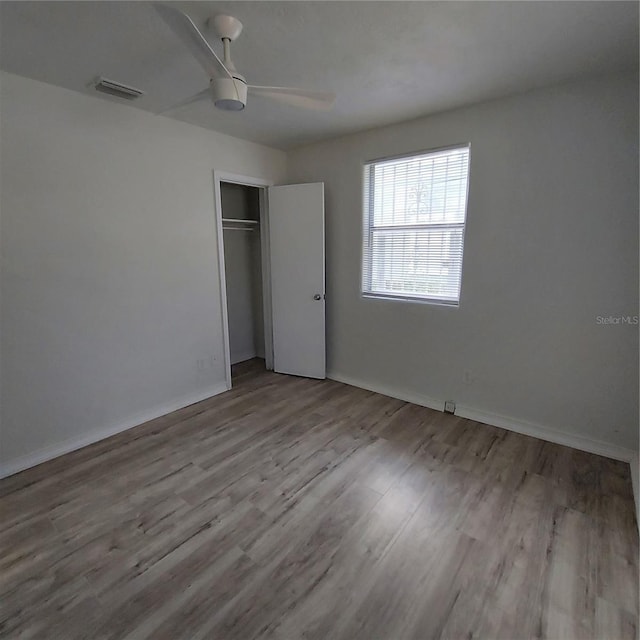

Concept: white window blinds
[[362, 144, 470, 305]]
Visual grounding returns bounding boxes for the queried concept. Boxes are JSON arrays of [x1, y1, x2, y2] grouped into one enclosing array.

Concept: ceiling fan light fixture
[[211, 76, 247, 111], [215, 98, 245, 111]]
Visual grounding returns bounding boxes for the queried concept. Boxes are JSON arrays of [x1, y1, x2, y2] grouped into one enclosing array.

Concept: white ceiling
[[1, 1, 637, 149]]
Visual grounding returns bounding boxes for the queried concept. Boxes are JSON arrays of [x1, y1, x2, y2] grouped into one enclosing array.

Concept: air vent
[[93, 77, 145, 101]]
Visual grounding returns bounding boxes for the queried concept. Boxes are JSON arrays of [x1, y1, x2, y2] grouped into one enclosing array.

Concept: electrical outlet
[[463, 369, 474, 385], [444, 400, 456, 414]]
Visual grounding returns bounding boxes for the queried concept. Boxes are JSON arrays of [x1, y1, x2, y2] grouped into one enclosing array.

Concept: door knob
[[313, 294, 322, 301]]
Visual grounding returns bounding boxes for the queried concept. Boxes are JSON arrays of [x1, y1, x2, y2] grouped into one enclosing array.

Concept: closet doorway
[[214, 171, 326, 390], [221, 181, 264, 366], [215, 173, 273, 389]]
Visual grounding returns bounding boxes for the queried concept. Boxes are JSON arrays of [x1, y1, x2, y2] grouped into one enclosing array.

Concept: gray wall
[[0, 71, 286, 474], [221, 183, 265, 364], [1, 67, 637, 479], [287, 72, 639, 453]]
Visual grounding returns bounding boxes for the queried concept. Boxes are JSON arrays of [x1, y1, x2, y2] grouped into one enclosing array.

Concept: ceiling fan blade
[[248, 86, 336, 110], [154, 3, 232, 80], [157, 87, 211, 114]]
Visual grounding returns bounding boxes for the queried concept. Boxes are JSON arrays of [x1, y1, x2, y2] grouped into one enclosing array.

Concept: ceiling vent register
[[93, 77, 145, 101]]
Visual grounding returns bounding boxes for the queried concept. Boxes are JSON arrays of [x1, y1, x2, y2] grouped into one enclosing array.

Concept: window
[[362, 144, 470, 306]]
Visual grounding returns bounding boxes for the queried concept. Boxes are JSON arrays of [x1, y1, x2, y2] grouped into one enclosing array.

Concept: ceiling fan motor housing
[[212, 76, 247, 111]]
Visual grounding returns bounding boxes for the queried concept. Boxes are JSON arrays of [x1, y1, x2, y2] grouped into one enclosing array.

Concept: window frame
[[361, 143, 471, 307]]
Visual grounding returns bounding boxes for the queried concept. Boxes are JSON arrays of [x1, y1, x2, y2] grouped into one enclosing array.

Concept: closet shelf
[[222, 218, 259, 225]]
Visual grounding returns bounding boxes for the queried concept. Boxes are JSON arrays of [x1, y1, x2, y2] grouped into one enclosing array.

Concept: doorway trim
[[213, 170, 274, 390]]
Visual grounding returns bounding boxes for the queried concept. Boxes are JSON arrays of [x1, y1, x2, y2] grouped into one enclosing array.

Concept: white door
[[269, 183, 325, 379]]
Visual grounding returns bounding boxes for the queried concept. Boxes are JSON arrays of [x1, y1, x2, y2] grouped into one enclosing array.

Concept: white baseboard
[[455, 405, 635, 463], [328, 372, 444, 414], [0, 383, 229, 480], [327, 370, 636, 464]]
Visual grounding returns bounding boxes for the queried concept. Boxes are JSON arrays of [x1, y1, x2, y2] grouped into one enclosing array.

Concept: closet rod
[[223, 226, 256, 232]]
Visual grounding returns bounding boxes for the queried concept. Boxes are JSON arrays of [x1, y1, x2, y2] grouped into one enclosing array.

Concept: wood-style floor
[[1, 359, 638, 640]]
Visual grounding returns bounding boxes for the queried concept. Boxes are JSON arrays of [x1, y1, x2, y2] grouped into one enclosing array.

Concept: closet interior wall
[[221, 182, 265, 365]]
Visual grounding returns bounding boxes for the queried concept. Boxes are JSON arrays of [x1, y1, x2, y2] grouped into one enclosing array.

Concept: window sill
[[361, 293, 459, 308]]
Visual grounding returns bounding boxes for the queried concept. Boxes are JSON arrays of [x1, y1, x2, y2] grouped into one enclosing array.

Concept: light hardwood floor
[[1, 359, 638, 639]]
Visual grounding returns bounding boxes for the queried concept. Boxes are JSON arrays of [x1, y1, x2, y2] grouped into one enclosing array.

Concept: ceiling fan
[[154, 3, 336, 113]]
